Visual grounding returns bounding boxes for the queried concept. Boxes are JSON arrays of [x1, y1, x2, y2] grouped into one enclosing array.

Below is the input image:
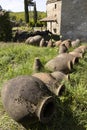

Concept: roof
[[46, 0, 61, 4], [40, 16, 57, 22]]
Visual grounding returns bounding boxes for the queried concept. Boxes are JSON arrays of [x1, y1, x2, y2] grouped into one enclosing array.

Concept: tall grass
[[0, 43, 56, 83], [0, 42, 87, 130]]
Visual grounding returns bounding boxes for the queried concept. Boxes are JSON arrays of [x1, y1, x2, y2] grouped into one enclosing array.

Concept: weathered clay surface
[[59, 44, 68, 54], [57, 53, 79, 65], [69, 51, 83, 58], [62, 39, 71, 49], [25, 35, 42, 46], [1, 76, 55, 123], [71, 39, 81, 48], [45, 56, 73, 74], [54, 40, 62, 47], [33, 72, 65, 96], [51, 71, 70, 83], [73, 47, 85, 54], [40, 38, 46, 47], [33, 57, 43, 72], [78, 45, 87, 52]]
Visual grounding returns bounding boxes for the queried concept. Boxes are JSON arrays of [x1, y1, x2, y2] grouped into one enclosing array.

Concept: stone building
[[46, 0, 62, 34], [40, 0, 62, 34], [41, 0, 87, 41], [61, 0, 87, 41]]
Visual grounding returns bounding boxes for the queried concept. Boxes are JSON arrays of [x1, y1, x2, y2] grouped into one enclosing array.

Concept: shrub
[[0, 10, 12, 41]]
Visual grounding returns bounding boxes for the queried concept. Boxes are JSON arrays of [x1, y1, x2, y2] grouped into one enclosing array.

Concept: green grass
[[10, 11, 46, 22], [0, 42, 87, 130]]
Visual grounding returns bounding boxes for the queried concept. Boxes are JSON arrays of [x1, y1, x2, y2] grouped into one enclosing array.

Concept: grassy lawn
[[0, 42, 87, 130], [10, 11, 46, 22]]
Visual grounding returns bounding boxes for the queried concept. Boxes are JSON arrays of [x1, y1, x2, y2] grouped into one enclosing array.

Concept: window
[[55, 4, 57, 9], [53, 28, 57, 33]]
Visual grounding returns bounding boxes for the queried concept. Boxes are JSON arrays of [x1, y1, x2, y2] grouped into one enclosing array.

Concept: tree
[[24, 0, 37, 25], [24, 0, 29, 23], [34, 2, 37, 26], [0, 10, 12, 41]]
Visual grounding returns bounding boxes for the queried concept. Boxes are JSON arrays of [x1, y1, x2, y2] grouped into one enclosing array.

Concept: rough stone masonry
[[61, 0, 87, 41]]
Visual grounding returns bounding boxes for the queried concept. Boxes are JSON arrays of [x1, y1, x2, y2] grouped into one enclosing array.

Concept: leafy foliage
[[0, 10, 12, 41], [10, 11, 46, 27]]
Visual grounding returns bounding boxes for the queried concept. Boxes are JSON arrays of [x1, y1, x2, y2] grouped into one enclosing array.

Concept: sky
[[0, 0, 46, 12]]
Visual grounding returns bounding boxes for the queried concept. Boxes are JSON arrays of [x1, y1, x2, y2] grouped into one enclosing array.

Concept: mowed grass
[[0, 42, 87, 130]]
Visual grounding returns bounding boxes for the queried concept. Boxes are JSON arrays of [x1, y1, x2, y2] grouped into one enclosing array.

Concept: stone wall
[[61, 0, 87, 41], [46, 1, 62, 34]]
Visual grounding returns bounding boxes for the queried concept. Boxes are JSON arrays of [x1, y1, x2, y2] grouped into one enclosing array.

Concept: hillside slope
[[10, 11, 46, 22], [0, 43, 87, 130]]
